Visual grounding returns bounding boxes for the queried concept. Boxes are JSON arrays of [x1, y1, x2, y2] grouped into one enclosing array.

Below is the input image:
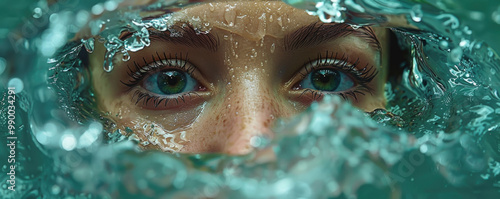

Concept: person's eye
[[300, 68, 354, 92], [293, 52, 378, 101], [143, 69, 197, 95], [121, 52, 208, 109]]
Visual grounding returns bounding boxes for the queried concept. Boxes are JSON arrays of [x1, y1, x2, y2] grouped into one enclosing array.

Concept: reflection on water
[[1, 0, 500, 198]]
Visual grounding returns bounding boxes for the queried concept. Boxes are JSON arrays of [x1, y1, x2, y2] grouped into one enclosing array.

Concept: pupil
[[157, 70, 187, 95], [311, 69, 340, 91]]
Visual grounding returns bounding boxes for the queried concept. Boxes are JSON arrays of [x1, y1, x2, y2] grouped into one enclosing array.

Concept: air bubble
[[313, 0, 346, 23], [91, 4, 104, 15], [410, 4, 423, 22], [459, 39, 469, 47], [270, 43, 276, 53], [61, 134, 77, 151], [437, 14, 460, 29], [492, 6, 500, 24], [51, 185, 61, 194], [250, 136, 262, 147], [8, 78, 24, 93], [439, 40, 449, 50], [104, 1, 118, 11], [488, 49, 494, 57], [0, 57, 6, 75], [33, 7, 42, 18], [450, 47, 463, 63]]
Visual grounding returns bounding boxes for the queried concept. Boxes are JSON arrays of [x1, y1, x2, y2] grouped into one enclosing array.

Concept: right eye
[[143, 69, 199, 95], [121, 55, 210, 109]]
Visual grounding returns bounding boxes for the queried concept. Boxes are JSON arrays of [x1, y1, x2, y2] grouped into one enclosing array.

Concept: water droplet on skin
[[250, 49, 257, 58], [410, 4, 423, 22], [192, 16, 200, 21], [256, 13, 267, 39], [209, 3, 215, 12], [82, 38, 95, 53], [277, 16, 283, 30], [103, 50, 116, 72], [122, 51, 131, 61], [224, 4, 236, 27]]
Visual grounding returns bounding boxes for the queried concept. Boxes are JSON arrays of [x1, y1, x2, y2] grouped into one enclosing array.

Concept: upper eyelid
[[291, 52, 378, 93], [301, 52, 377, 80]]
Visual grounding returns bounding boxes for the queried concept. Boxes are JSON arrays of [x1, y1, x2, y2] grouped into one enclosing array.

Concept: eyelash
[[121, 52, 201, 108], [297, 50, 378, 101]]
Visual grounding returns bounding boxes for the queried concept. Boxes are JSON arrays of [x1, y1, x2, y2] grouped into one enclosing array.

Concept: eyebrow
[[120, 23, 220, 52], [283, 22, 381, 51]]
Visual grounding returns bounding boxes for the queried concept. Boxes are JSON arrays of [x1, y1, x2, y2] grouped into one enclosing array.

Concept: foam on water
[[1, 0, 500, 198]]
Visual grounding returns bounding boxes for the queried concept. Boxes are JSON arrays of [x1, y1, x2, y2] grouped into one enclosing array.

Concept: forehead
[[140, 1, 319, 41]]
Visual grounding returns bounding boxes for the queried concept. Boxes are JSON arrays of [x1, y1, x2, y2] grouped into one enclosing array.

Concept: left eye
[[143, 69, 198, 95], [300, 68, 354, 92]]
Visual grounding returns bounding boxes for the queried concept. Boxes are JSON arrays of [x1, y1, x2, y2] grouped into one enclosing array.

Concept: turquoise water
[[1, 0, 500, 198]]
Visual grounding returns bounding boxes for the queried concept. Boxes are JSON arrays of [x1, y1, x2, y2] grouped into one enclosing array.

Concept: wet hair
[[387, 29, 410, 83], [49, 40, 117, 138]]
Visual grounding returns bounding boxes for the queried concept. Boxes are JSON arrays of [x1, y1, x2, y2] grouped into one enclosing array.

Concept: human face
[[89, 1, 389, 155]]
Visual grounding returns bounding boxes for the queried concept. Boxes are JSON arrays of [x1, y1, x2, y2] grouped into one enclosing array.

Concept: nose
[[216, 71, 283, 155]]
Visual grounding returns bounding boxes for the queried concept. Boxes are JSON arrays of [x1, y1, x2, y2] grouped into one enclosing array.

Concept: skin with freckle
[[89, 1, 390, 154]]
